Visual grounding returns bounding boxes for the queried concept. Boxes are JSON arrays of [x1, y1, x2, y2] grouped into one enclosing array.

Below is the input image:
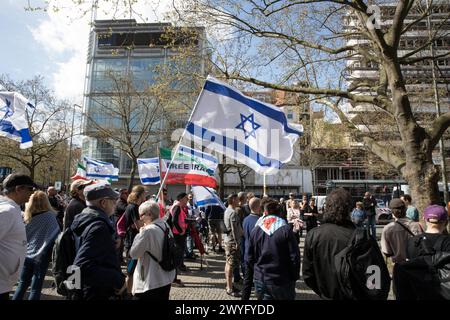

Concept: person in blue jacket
[[71, 182, 126, 300]]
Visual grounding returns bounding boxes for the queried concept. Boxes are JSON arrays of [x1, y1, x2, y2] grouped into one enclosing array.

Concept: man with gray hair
[[129, 201, 176, 300], [71, 181, 126, 300]]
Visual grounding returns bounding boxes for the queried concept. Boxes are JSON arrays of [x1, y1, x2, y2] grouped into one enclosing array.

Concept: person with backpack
[[304, 188, 391, 300], [303, 188, 356, 299], [129, 201, 176, 300], [393, 205, 450, 300], [12, 191, 60, 300], [380, 198, 423, 264], [0, 173, 36, 300], [71, 182, 126, 300]]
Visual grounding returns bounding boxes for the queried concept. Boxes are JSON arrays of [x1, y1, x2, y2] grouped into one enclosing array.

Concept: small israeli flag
[[0, 92, 34, 149], [137, 158, 161, 185], [84, 156, 119, 181]]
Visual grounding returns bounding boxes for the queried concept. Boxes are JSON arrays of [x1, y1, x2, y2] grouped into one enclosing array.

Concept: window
[[287, 112, 294, 120], [434, 39, 444, 47]]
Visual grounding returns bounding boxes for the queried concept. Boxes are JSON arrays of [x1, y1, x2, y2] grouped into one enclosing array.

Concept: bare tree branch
[[428, 112, 450, 151]]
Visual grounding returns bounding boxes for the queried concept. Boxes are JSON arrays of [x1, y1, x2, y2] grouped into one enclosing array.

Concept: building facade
[[343, 1, 450, 180], [82, 19, 205, 186]]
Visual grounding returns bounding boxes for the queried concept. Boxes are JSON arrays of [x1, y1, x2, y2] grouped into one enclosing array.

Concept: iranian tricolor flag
[[71, 163, 89, 180], [160, 147, 217, 188]]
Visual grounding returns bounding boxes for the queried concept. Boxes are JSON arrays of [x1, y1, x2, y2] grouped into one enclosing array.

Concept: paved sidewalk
[[35, 230, 393, 300]]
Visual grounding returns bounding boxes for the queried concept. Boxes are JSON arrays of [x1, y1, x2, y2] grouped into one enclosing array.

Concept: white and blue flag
[[137, 158, 161, 185], [0, 92, 34, 149], [84, 156, 119, 181], [185, 76, 303, 174], [192, 186, 225, 209]]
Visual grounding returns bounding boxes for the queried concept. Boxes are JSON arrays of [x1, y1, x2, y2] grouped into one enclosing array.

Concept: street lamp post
[[66, 104, 79, 186], [426, 0, 449, 207]]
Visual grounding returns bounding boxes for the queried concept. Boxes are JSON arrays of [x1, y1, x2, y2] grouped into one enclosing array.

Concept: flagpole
[[263, 172, 267, 197], [157, 145, 165, 207], [156, 77, 208, 200]]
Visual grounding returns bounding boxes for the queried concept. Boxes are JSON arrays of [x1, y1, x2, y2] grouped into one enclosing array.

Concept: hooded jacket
[[0, 196, 27, 294], [71, 207, 125, 300]]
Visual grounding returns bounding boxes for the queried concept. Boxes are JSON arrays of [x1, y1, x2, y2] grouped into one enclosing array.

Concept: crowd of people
[[0, 172, 449, 301]]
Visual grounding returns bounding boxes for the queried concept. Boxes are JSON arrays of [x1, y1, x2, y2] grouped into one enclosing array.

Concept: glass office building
[[82, 19, 205, 179]]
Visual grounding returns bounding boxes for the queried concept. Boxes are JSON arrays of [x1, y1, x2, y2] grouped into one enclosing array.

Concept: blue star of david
[[235, 113, 261, 139], [0, 98, 13, 119]]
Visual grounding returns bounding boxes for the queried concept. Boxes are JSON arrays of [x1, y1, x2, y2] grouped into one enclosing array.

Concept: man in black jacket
[[71, 182, 126, 300], [363, 191, 378, 239], [63, 179, 93, 230], [243, 200, 300, 300], [303, 188, 355, 300]]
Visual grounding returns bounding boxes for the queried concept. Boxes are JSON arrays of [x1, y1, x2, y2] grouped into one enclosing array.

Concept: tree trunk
[[401, 160, 440, 218], [218, 163, 225, 200], [128, 161, 137, 192]]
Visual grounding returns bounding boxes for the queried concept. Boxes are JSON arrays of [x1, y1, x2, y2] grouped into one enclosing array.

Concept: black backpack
[[52, 221, 97, 299], [52, 227, 79, 297], [146, 222, 182, 271], [334, 228, 391, 300], [394, 236, 450, 300]]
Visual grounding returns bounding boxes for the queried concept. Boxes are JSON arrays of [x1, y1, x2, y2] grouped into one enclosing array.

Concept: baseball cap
[[70, 179, 93, 193], [424, 205, 448, 223], [84, 181, 119, 201], [2, 173, 37, 190], [389, 198, 405, 209]]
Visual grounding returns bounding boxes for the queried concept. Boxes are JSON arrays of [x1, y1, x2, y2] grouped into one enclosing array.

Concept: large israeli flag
[[0, 92, 34, 149], [185, 76, 303, 174], [137, 158, 160, 185], [84, 156, 119, 181], [192, 186, 225, 209]]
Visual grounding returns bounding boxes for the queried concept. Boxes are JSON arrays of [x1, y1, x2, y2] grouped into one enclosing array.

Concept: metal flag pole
[[263, 172, 267, 196], [155, 77, 208, 200], [157, 145, 165, 207]]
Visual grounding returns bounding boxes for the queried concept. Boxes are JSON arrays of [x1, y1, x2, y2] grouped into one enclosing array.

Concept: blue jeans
[[13, 255, 50, 300], [366, 215, 377, 239], [254, 280, 296, 300]]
